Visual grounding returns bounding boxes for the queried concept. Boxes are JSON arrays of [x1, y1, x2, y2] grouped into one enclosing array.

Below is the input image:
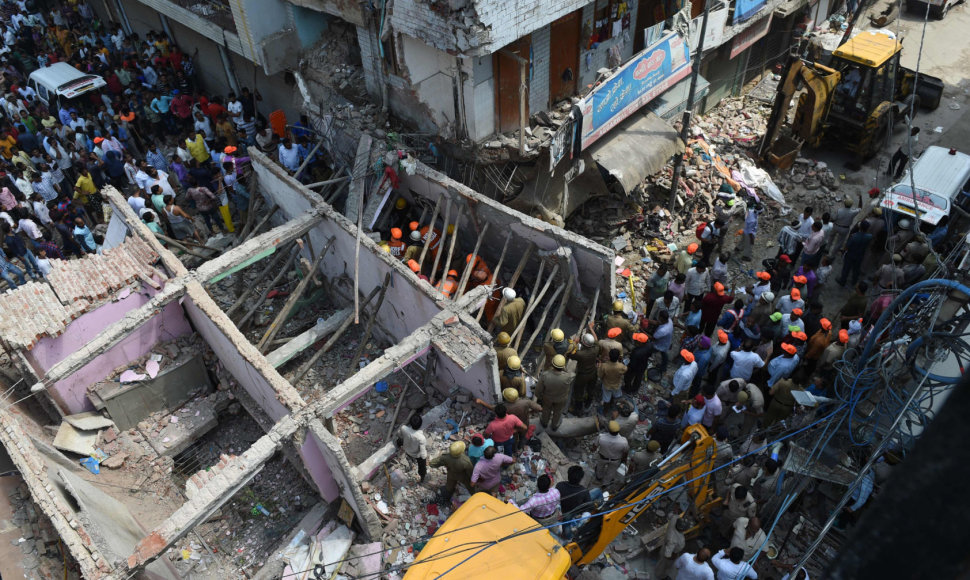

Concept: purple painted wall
[[28, 290, 151, 374], [299, 433, 341, 503], [49, 301, 194, 415]]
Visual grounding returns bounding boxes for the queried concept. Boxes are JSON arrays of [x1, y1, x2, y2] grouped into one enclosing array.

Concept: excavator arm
[[563, 424, 721, 567], [760, 53, 840, 168]]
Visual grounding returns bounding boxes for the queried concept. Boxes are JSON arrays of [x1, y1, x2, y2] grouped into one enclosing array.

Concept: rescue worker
[[606, 300, 636, 347], [404, 222, 424, 261], [598, 348, 627, 415], [501, 356, 527, 397], [567, 333, 600, 415], [543, 328, 574, 369], [407, 259, 429, 282], [594, 420, 629, 485], [630, 439, 663, 474], [536, 354, 574, 431], [389, 197, 411, 231], [387, 228, 407, 260], [464, 253, 493, 293], [419, 222, 443, 263], [437, 269, 459, 299], [494, 332, 517, 371], [496, 288, 526, 335], [395, 414, 428, 482], [598, 327, 624, 361], [429, 441, 474, 503]]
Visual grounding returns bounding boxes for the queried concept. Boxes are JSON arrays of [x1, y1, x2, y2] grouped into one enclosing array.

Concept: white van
[[880, 145, 970, 228], [27, 63, 106, 109]]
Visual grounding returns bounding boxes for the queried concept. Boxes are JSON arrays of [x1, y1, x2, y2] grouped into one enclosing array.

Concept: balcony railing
[[167, 0, 237, 32]]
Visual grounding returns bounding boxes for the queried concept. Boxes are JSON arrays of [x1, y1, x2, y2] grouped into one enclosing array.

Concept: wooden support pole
[[475, 232, 512, 322], [232, 194, 262, 247], [536, 269, 575, 370], [306, 175, 351, 189], [455, 222, 490, 299], [237, 244, 301, 328], [151, 232, 212, 259], [438, 207, 461, 288], [578, 286, 600, 337], [511, 263, 560, 351], [521, 281, 566, 362], [429, 198, 452, 286], [343, 272, 392, 381], [290, 286, 383, 384], [294, 138, 326, 181], [257, 237, 336, 352], [417, 196, 442, 272], [324, 168, 353, 205], [225, 240, 296, 318], [486, 242, 535, 333]]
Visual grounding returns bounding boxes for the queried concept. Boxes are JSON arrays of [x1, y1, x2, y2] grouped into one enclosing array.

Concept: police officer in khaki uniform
[[568, 333, 600, 414], [542, 328, 574, 369], [606, 300, 636, 347], [429, 441, 474, 503], [497, 288, 526, 335], [594, 420, 629, 485], [494, 332, 518, 372], [598, 327, 624, 361], [535, 354, 575, 431], [598, 348, 627, 415], [500, 356, 527, 397]]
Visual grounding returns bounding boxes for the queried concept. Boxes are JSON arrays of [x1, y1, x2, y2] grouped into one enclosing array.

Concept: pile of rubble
[[4, 481, 82, 580], [479, 101, 575, 163]]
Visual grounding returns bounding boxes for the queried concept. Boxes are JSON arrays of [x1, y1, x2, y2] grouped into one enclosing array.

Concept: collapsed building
[[0, 140, 615, 578]]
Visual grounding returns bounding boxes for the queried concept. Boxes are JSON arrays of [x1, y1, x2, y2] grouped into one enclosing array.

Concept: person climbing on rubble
[[535, 354, 574, 431], [568, 333, 600, 415], [395, 414, 428, 483], [429, 441, 474, 504], [594, 420, 629, 486], [606, 300, 636, 348]]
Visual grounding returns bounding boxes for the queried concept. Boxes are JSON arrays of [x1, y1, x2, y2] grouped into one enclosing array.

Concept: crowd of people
[[0, 0, 331, 289]]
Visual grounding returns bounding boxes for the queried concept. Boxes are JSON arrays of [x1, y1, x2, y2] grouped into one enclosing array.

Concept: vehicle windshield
[[890, 184, 949, 210]]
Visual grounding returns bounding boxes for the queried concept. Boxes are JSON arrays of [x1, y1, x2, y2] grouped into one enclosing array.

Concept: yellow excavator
[[760, 31, 943, 167], [402, 424, 720, 579]]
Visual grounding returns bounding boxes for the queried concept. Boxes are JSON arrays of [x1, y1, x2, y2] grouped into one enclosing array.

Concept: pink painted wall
[[299, 432, 341, 503], [28, 290, 151, 373], [49, 301, 194, 415]]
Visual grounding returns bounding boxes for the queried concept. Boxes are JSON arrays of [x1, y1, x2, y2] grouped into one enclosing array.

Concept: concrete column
[[219, 43, 242, 94], [159, 13, 175, 43], [113, 0, 132, 36]]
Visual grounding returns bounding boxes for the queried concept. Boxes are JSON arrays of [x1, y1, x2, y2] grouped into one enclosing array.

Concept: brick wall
[[185, 454, 239, 500], [356, 24, 382, 99], [475, 0, 591, 52], [530, 24, 551, 113]]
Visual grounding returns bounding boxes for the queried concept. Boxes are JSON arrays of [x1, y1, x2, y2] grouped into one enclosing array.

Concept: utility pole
[[667, 0, 713, 214]]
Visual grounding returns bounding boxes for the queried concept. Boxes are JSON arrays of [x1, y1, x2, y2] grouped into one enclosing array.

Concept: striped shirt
[[145, 150, 169, 172], [33, 178, 57, 202], [513, 488, 561, 519]]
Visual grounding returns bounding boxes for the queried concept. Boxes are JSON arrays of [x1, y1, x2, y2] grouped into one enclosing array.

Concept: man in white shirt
[[674, 549, 715, 580], [127, 190, 147, 214], [729, 344, 765, 381], [396, 414, 428, 482], [712, 547, 757, 579], [277, 138, 301, 172], [671, 350, 698, 396], [134, 164, 153, 192], [226, 93, 244, 125]]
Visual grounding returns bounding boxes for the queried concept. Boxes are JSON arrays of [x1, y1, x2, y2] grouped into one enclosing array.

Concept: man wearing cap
[[873, 254, 905, 290], [752, 271, 772, 300], [598, 349, 627, 414], [387, 227, 407, 259], [594, 420, 629, 485], [748, 291, 775, 329], [767, 343, 800, 387], [772, 253, 794, 292], [818, 330, 849, 377], [803, 319, 833, 373], [484, 402, 526, 456], [501, 357, 527, 397], [830, 195, 863, 259], [707, 329, 732, 381], [837, 220, 873, 287], [599, 327, 624, 362], [776, 288, 805, 316], [631, 440, 663, 474], [543, 328, 574, 370], [536, 354, 574, 430], [765, 368, 803, 427], [568, 333, 600, 414], [606, 300, 636, 346], [624, 332, 652, 395], [496, 288, 526, 336], [781, 308, 806, 335], [429, 441, 474, 502], [437, 269, 460, 299], [700, 282, 733, 336], [671, 350, 698, 397]]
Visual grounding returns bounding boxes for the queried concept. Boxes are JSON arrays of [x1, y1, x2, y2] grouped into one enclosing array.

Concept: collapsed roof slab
[[395, 163, 616, 316], [250, 151, 450, 344]]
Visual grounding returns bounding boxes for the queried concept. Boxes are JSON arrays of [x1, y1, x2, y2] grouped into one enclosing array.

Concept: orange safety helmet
[[390, 228, 403, 240]]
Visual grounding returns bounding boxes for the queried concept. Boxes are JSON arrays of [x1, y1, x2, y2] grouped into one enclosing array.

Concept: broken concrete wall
[[49, 301, 193, 416], [181, 285, 304, 423], [251, 151, 446, 344], [468, 54, 495, 140], [389, 34, 458, 136], [27, 291, 151, 375], [299, 430, 342, 502], [397, 163, 616, 312]]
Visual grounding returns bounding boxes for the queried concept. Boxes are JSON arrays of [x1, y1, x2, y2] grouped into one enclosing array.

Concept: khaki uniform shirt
[[495, 345, 518, 371], [536, 369, 575, 404], [497, 298, 526, 335], [598, 338, 624, 361], [598, 361, 628, 391]]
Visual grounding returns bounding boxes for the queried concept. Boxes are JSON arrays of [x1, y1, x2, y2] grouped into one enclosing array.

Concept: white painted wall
[[399, 34, 457, 135], [469, 55, 496, 140]]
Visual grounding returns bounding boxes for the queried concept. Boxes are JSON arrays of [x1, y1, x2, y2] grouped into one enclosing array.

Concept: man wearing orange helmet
[[437, 269, 459, 298], [387, 227, 407, 259]]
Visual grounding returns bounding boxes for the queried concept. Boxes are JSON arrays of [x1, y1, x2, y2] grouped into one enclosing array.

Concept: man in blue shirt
[[0, 247, 27, 288], [837, 220, 873, 287]]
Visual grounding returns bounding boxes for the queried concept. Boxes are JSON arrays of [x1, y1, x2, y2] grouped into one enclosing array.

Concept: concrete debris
[[52, 422, 99, 457]]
